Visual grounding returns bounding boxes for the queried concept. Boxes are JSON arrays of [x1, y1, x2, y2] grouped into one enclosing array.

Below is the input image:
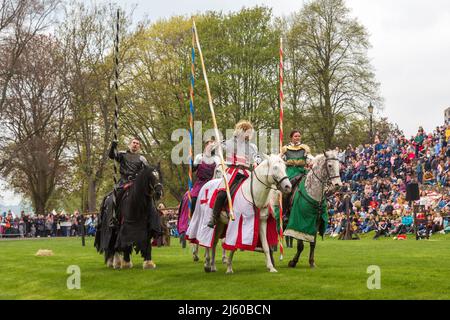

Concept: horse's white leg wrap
[[143, 260, 156, 269], [106, 257, 114, 268], [121, 259, 133, 269], [113, 253, 122, 269]]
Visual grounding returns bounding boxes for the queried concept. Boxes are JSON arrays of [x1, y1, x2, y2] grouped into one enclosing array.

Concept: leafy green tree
[[284, 0, 382, 150]]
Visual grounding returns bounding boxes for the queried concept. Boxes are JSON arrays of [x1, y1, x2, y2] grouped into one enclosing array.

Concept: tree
[[0, 34, 72, 215], [120, 8, 281, 202], [197, 7, 280, 129], [0, 0, 61, 115], [285, 0, 382, 150], [120, 16, 192, 202], [58, 2, 135, 212]]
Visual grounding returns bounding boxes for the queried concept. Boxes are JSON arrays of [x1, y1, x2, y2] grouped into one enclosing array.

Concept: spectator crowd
[[2, 123, 450, 242], [326, 124, 450, 239], [0, 210, 97, 238]]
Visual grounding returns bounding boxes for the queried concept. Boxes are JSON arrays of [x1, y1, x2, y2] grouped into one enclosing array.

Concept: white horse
[[284, 150, 342, 268], [186, 154, 292, 274]]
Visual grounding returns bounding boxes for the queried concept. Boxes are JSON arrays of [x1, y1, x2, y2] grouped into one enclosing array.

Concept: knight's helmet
[[233, 120, 254, 141]]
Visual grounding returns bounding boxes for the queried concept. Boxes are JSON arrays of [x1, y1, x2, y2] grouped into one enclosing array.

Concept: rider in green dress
[[281, 130, 311, 182], [275, 130, 313, 248]]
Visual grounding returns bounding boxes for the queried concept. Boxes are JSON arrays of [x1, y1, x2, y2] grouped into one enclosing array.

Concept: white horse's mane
[[305, 150, 340, 202]]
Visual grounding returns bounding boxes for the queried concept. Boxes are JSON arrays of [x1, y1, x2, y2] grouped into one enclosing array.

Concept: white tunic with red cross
[[185, 178, 278, 251]]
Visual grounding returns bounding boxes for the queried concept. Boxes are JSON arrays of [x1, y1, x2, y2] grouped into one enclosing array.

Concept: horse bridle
[[249, 159, 289, 212], [148, 169, 163, 199], [252, 159, 290, 192], [311, 152, 341, 187], [308, 152, 341, 233]]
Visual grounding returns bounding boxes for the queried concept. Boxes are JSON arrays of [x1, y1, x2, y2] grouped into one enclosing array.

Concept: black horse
[[95, 165, 163, 269]]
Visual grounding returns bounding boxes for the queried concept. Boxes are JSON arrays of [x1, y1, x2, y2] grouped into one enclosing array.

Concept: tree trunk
[[88, 176, 97, 213], [80, 179, 87, 213], [323, 128, 334, 150], [33, 197, 46, 216]]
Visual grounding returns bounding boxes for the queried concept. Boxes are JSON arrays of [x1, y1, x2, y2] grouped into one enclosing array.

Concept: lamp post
[[368, 102, 374, 143]]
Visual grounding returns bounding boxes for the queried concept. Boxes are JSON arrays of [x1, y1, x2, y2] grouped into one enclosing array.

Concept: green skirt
[[284, 179, 328, 243]]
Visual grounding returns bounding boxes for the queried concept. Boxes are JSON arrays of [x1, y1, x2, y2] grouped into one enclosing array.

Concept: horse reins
[[252, 160, 290, 192], [249, 159, 289, 212], [310, 153, 341, 235], [310, 152, 341, 188]]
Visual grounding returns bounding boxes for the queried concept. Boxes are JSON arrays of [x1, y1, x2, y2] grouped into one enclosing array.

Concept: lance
[[187, 27, 196, 219], [111, 9, 120, 227], [192, 20, 235, 222], [278, 37, 285, 258]]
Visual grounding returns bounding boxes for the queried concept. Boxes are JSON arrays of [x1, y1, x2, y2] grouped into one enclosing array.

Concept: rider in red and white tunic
[[187, 120, 279, 250], [207, 120, 261, 228]]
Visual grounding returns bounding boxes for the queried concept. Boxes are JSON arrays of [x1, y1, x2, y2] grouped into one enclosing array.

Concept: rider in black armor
[[109, 137, 149, 225]]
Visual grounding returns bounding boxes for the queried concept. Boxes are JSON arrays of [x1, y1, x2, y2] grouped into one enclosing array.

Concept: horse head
[[150, 164, 164, 200], [310, 150, 342, 189], [260, 153, 292, 194]]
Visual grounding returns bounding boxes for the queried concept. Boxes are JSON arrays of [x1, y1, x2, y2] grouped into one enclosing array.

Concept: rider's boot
[[109, 188, 124, 227], [207, 190, 227, 228]]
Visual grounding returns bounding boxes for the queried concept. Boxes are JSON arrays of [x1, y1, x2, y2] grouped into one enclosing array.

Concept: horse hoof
[[211, 267, 217, 273], [288, 260, 297, 268], [269, 268, 278, 273], [106, 259, 114, 268], [143, 261, 156, 269], [121, 261, 133, 269], [310, 263, 316, 269], [204, 266, 212, 273], [113, 254, 122, 269], [193, 256, 200, 262], [226, 270, 234, 275], [222, 257, 228, 265]]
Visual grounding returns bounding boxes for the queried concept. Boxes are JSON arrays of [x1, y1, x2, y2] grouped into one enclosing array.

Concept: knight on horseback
[[207, 120, 262, 228], [281, 130, 313, 214], [177, 139, 221, 246], [191, 139, 221, 215], [109, 137, 149, 225]]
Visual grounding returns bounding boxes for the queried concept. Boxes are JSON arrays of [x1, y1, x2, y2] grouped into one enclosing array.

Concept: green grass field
[[1, 233, 449, 300]]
